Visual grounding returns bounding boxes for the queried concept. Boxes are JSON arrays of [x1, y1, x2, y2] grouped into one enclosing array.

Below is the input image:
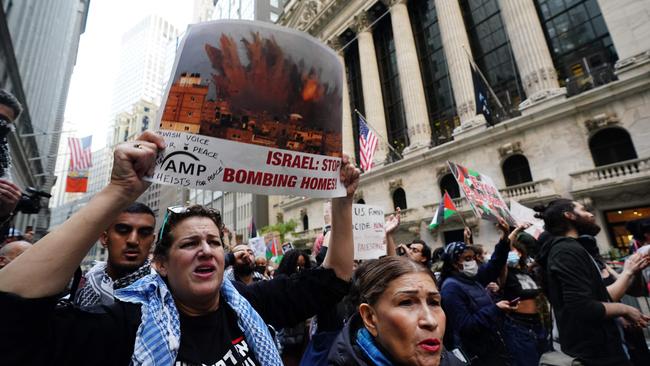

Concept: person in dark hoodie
[[535, 198, 650, 366], [439, 218, 527, 365], [328, 255, 466, 366]]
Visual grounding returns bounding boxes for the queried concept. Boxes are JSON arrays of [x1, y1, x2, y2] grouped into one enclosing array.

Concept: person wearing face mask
[[501, 241, 549, 366], [440, 219, 528, 365]]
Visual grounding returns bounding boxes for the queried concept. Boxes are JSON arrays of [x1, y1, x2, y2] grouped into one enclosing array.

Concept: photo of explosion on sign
[[160, 21, 343, 157], [448, 161, 517, 226]]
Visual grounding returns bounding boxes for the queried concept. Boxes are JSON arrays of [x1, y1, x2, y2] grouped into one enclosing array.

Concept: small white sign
[[509, 200, 545, 239], [248, 236, 267, 259], [352, 204, 386, 260]]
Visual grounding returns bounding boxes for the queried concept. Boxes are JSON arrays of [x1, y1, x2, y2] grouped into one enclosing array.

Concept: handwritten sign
[[248, 236, 267, 259], [352, 204, 386, 260], [448, 161, 516, 226], [149, 20, 345, 198], [509, 200, 545, 239]]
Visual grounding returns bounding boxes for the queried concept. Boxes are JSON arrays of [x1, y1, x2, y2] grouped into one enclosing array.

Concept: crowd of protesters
[[1, 88, 650, 365]]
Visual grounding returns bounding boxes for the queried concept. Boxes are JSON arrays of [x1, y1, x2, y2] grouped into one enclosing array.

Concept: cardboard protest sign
[[352, 204, 386, 260], [448, 161, 516, 226], [248, 236, 267, 258], [509, 200, 545, 239], [150, 20, 345, 198]]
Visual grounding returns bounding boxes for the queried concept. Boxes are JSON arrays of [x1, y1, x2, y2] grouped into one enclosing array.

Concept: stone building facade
[[273, 0, 650, 256]]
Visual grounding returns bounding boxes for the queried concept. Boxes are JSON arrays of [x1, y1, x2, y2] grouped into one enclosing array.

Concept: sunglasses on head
[[157, 205, 222, 242]]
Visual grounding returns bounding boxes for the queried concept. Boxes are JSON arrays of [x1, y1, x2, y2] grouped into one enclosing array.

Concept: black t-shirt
[[177, 303, 260, 366], [0, 267, 349, 366], [503, 266, 541, 301]]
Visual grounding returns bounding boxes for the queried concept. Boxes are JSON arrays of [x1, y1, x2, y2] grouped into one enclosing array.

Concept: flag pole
[[354, 109, 403, 160], [461, 45, 505, 112]]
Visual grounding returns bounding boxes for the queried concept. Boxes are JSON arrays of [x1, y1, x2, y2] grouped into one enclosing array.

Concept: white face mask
[[461, 260, 479, 277]]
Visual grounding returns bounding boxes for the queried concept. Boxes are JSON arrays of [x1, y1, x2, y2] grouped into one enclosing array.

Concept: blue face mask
[[507, 251, 521, 267]]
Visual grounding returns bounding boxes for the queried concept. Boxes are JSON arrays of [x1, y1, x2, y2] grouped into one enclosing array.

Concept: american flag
[[68, 136, 93, 171], [358, 114, 378, 172]]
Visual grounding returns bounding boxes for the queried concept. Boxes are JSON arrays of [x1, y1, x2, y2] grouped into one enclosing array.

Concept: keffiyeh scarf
[[75, 260, 152, 307], [115, 273, 282, 366]]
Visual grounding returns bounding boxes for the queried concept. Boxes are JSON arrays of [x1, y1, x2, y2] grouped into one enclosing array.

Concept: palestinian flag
[[429, 192, 459, 229]]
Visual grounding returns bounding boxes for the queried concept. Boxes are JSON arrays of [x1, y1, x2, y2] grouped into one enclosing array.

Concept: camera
[[15, 187, 51, 214]]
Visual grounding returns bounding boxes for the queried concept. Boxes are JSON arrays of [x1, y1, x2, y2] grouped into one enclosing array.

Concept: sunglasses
[[157, 205, 223, 242]]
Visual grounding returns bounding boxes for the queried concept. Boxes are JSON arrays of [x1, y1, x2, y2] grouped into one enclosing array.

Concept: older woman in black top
[[0, 132, 359, 366]]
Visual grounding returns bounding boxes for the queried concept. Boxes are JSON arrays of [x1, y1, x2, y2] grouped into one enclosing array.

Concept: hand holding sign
[[111, 131, 165, 200], [339, 154, 360, 199]]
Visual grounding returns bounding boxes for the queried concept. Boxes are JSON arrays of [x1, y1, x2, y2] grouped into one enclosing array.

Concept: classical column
[[354, 12, 389, 165], [386, 0, 431, 152], [498, 0, 565, 110], [327, 37, 355, 158], [597, 0, 650, 79], [434, 0, 485, 136]]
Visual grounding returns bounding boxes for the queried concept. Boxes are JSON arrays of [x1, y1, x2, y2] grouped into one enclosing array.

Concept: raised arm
[[385, 207, 401, 256], [322, 154, 359, 282], [606, 253, 650, 302], [0, 132, 164, 298]]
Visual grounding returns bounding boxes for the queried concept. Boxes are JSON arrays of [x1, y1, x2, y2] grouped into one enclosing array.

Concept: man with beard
[[536, 199, 650, 366], [74, 202, 155, 306], [224, 244, 266, 285]]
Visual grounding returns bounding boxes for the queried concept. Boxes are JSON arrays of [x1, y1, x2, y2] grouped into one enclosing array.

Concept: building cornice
[[359, 71, 650, 184]]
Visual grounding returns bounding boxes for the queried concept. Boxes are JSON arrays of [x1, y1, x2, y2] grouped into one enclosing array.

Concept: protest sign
[[248, 236, 267, 258], [282, 242, 294, 254], [448, 161, 516, 226], [509, 200, 545, 239], [352, 204, 386, 260], [150, 20, 345, 198]]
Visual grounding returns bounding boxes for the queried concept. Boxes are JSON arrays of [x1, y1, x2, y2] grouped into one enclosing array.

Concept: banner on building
[[352, 204, 386, 260], [448, 161, 516, 226], [149, 20, 345, 198], [65, 136, 93, 193], [509, 200, 545, 239]]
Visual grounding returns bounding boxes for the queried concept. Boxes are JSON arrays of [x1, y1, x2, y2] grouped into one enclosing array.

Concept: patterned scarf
[[356, 328, 394, 366], [75, 260, 152, 307], [115, 273, 282, 366]]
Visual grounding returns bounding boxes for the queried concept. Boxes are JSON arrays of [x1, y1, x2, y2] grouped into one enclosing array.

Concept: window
[[392, 188, 407, 210], [342, 31, 365, 165], [534, 0, 617, 94], [502, 154, 533, 186], [270, 12, 279, 22], [461, 0, 524, 118], [302, 214, 309, 231], [409, 0, 457, 145], [357, 198, 366, 204], [589, 128, 637, 166], [141, 116, 150, 132], [371, 2, 408, 159], [270, 0, 279, 7], [439, 173, 461, 199]]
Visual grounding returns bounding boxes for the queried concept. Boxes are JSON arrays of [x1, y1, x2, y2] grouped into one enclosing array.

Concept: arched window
[[141, 116, 149, 132], [589, 128, 637, 166], [502, 154, 533, 186], [356, 198, 366, 204], [392, 188, 407, 210], [302, 214, 309, 231], [439, 174, 460, 199]]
